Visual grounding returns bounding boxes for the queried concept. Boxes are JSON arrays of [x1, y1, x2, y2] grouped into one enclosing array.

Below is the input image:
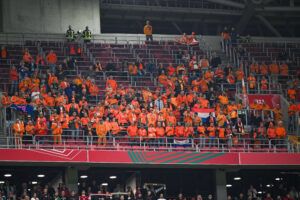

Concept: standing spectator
[[247, 185, 257, 200], [238, 193, 246, 200], [210, 52, 221, 69], [46, 50, 57, 73], [82, 26, 91, 43], [9, 65, 19, 95], [136, 58, 146, 77], [230, 27, 238, 47], [1, 46, 7, 62], [144, 20, 153, 43], [221, 26, 230, 47], [129, 63, 138, 86]]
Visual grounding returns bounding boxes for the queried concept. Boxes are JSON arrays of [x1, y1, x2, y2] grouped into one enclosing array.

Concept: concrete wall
[[1, 0, 100, 34]]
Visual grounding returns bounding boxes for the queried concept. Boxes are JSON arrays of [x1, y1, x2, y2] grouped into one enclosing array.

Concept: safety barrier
[[0, 135, 292, 153]]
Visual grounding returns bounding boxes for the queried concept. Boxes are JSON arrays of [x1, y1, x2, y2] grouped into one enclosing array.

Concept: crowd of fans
[[0, 180, 299, 200], [1, 36, 299, 148]]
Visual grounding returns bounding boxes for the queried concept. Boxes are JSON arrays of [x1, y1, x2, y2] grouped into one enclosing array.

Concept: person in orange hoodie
[[46, 50, 57, 73], [51, 119, 63, 144], [13, 118, 25, 144], [96, 120, 107, 146]]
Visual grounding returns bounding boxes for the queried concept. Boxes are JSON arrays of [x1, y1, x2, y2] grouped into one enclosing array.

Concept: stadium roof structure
[[100, 0, 300, 37]]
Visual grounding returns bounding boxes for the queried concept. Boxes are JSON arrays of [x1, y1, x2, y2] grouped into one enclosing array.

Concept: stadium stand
[[0, 33, 299, 153]]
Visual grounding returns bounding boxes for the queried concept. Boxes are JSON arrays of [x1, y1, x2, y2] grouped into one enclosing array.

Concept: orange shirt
[[25, 125, 35, 135], [250, 64, 259, 74], [175, 126, 185, 137], [51, 122, 63, 135], [260, 64, 268, 74], [89, 85, 99, 95], [148, 127, 156, 137], [275, 126, 286, 138], [269, 64, 279, 74], [288, 89, 296, 100], [81, 117, 89, 126], [96, 124, 107, 136], [129, 65, 138, 74], [207, 126, 216, 137], [144, 25, 152, 36], [1, 49, 7, 59], [138, 128, 147, 137], [280, 64, 288, 76], [106, 80, 117, 90], [218, 127, 225, 138], [46, 53, 57, 64], [267, 128, 276, 138], [1, 96, 11, 107], [44, 96, 55, 107], [13, 122, 25, 135], [111, 122, 120, 134], [156, 127, 165, 137], [197, 126, 206, 137], [127, 125, 138, 137], [166, 126, 174, 136], [185, 127, 194, 137]]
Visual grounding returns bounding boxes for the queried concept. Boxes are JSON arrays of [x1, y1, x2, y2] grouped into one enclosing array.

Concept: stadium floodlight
[[0, 181, 4, 184], [80, 175, 88, 179], [226, 184, 232, 187], [37, 174, 45, 178], [32, 181, 38, 185], [4, 174, 12, 177], [101, 183, 108, 186], [258, 191, 262, 194], [275, 177, 282, 181], [109, 176, 117, 179], [266, 184, 271, 187], [233, 177, 242, 180]]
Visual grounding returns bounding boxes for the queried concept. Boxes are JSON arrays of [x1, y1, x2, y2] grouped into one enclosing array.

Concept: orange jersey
[[144, 25, 152, 35]]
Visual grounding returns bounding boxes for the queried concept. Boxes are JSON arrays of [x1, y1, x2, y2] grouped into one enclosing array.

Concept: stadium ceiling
[[100, 0, 300, 37]]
